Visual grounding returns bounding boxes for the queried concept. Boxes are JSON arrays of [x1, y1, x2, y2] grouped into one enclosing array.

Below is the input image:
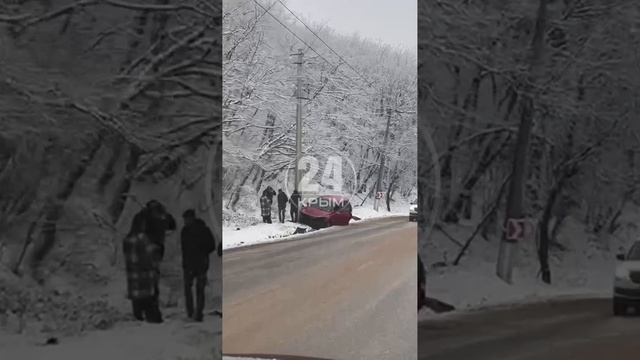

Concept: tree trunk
[[30, 133, 103, 272], [96, 138, 124, 194], [498, 0, 548, 283], [227, 166, 254, 210], [386, 170, 399, 212], [538, 178, 565, 284], [446, 133, 511, 222], [108, 145, 142, 224]]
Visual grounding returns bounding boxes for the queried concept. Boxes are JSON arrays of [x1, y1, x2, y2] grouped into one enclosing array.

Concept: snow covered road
[[223, 216, 416, 360]]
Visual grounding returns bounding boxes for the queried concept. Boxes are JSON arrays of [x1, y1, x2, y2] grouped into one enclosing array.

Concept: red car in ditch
[[299, 195, 353, 229]]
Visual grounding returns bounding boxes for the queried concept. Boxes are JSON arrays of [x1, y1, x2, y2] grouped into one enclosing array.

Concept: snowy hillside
[[420, 207, 640, 319], [223, 0, 417, 222]]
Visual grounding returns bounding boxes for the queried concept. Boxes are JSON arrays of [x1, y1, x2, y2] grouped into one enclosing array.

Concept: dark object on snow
[[352, 215, 361, 221], [293, 227, 307, 235], [45, 337, 58, 345], [424, 297, 456, 313], [418, 254, 455, 313], [181, 210, 216, 321]]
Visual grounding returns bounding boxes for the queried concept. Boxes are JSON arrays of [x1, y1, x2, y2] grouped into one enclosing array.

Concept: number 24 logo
[[297, 156, 343, 193]]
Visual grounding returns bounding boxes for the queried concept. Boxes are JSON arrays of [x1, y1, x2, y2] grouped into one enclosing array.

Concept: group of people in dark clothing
[[260, 186, 302, 224], [123, 200, 221, 323]]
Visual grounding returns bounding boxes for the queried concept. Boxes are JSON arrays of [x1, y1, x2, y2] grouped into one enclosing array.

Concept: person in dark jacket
[[132, 200, 177, 260], [289, 190, 301, 222], [264, 186, 276, 202], [260, 190, 273, 223], [181, 209, 216, 322], [277, 189, 288, 223], [123, 214, 163, 323], [131, 200, 176, 311]]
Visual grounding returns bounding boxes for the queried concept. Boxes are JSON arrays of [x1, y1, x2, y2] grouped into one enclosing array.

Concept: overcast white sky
[[283, 0, 416, 53]]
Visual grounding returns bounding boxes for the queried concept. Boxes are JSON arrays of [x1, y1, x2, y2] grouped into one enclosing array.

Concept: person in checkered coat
[[123, 213, 163, 323]]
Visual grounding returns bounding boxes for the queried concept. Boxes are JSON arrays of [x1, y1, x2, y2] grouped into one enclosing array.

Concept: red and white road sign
[[506, 218, 524, 240], [375, 191, 385, 199], [505, 218, 536, 241]]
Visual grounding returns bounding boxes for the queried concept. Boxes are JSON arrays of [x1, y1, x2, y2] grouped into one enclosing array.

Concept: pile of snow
[[223, 222, 315, 250], [420, 212, 640, 320]]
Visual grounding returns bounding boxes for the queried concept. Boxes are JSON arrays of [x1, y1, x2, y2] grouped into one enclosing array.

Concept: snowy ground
[[1, 311, 220, 360], [223, 198, 410, 250], [419, 211, 640, 321], [0, 244, 222, 358]]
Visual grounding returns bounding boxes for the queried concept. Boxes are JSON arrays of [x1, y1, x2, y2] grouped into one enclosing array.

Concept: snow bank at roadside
[[223, 222, 315, 250], [223, 198, 411, 250], [419, 212, 640, 320]]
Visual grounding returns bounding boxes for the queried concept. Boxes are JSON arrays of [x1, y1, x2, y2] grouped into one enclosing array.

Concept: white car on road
[[409, 200, 418, 222], [613, 241, 640, 315]]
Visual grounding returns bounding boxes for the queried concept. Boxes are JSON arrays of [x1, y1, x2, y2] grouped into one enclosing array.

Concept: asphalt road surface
[[420, 297, 640, 360], [223, 216, 417, 360]]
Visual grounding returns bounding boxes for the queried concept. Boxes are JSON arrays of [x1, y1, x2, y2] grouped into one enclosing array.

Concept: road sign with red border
[[505, 218, 536, 241], [506, 218, 524, 240]]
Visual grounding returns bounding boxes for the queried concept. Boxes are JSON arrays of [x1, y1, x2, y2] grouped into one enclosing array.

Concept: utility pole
[[293, 49, 304, 193], [496, 0, 548, 284], [374, 107, 392, 211], [291, 48, 304, 222]]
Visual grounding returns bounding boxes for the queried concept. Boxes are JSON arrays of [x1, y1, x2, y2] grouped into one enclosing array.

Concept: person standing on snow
[[131, 200, 176, 312], [132, 200, 176, 261], [180, 209, 216, 322], [277, 189, 288, 223], [123, 214, 163, 323], [289, 190, 301, 222], [260, 189, 273, 223]]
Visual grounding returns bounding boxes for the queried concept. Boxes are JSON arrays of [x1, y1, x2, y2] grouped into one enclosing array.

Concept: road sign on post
[[375, 192, 385, 200], [497, 218, 537, 283], [506, 218, 525, 241]]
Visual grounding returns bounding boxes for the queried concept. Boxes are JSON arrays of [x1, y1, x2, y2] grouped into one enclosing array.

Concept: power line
[[252, 0, 375, 97], [275, 0, 375, 88], [252, 0, 337, 71]]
